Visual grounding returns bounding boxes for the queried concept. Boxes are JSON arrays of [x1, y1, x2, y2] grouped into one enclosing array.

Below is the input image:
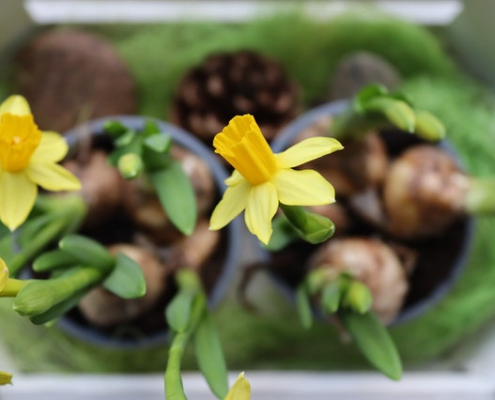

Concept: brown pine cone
[[171, 50, 300, 142], [12, 29, 137, 133]]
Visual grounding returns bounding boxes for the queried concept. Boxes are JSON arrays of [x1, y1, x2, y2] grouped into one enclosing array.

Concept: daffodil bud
[[281, 205, 335, 245], [118, 153, 143, 179], [343, 280, 373, 314], [13, 266, 105, 317], [414, 110, 445, 141]]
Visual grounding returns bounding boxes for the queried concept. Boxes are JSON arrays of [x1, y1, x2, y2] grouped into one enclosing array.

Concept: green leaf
[[142, 120, 161, 136], [166, 288, 198, 333], [193, 311, 229, 399], [414, 110, 446, 141], [102, 253, 146, 299], [353, 83, 389, 113], [264, 216, 299, 251], [340, 311, 402, 380], [150, 161, 197, 236], [114, 130, 137, 147], [59, 235, 115, 270], [296, 283, 313, 329], [321, 281, 342, 314], [18, 213, 54, 247], [103, 120, 128, 138], [33, 249, 78, 272], [29, 289, 87, 325], [363, 98, 416, 133], [143, 133, 172, 154]]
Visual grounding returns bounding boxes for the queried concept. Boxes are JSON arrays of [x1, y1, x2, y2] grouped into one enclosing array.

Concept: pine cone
[[13, 29, 138, 133], [172, 50, 300, 142]]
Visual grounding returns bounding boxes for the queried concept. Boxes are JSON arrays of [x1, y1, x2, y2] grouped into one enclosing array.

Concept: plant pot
[[47, 115, 243, 348], [267, 100, 475, 326]]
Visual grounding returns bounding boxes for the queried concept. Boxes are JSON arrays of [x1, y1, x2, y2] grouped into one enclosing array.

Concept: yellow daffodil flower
[[224, 372, 250, 400], [0, 257, 8, 293], [0, 95, 80, 231], [210, 114, 343, 244], [0, 371, 13, 385]]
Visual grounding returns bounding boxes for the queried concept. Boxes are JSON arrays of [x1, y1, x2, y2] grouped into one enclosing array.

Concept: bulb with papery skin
[[382, 145, 469, 239], [297, 116, 388, 197], [308, 238, 410, 325]]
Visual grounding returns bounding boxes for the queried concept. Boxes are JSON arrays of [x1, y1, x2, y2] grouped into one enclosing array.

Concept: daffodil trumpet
[[0, 95, 81, 231], [210, 114, 343, 245]]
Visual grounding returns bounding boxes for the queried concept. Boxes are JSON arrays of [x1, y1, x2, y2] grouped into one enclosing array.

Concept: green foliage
[[59, 235, 114, 271], [340, 311, 402, 381], [102, 253, 146, 299], [295, 283, 313, 330]]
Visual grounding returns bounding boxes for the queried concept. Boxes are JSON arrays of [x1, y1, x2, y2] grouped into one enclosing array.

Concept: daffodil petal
[[273, 169, 335, 206], [0, 95, 30, 117], [210, 179, 250, 230], [0, 258, 8, 292], [0, 371, 13, 385], [25, 163, 81, 191], [0, 171, 37, 231], [30, 132, 68, 163], [276, 137, 343, 168], [244, 181, 278, 245], [225, 372, 251, 400], [225, 170, 245, 186]]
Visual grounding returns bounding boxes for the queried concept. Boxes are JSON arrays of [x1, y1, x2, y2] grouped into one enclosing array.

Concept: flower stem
[[0, 278, 26, 297]]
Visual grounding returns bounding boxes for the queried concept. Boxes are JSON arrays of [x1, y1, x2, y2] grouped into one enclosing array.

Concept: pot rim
[[57, 115, 243, 348]]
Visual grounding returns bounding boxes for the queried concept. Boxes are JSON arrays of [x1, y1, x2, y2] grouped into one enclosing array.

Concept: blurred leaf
[[340, 311, 402, 380], [362, 98, 415, 133], [103, 253, 146, 299], [343, 280, 373, 314], [151, 161, 197, 236], [103, 120, 128, 138], [353, 83, 388, 112], [321, 281, 342, 314], [115, 130, 137, 147], [33, 249, 78, 272], [414, 110, 446, 141], [264, 215, 299, 252], [144, 133, 172, 154], [166, 288, 198, 333], [142, 120, 161, 135], [296, 283, 313, 329], [59, 235, 115, 270], [193, 311, 229, 399]]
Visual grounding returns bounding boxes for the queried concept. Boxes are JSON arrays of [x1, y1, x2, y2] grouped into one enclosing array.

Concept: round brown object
[[329, 52, 402, 101], [171, 50, 300, 142], [13, 29, 137, 132], [308, 238, 409, 325], [383, 145, 469, 239], [63, 150, 126, 228], [78, 244, 168, 328]]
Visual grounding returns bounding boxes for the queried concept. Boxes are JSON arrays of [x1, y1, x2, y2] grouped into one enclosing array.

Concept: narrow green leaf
[[165, 331, 189, 400], [193, 311, 229, 399], [151, 161, 197, 236], [29, 289, 87, 325], [144, 133, 172, 154], [33, 249, 78, 272], [353, 83, 389, 113], [59, 235, 115, 270], [340, 311, 402, 380], [103, 120, 128, 138], [264, 215, 299, 251], [114, 130, 137, 147], [166, 289, 198, 333], [296, 283, 313, 329], [363, 98, 416, 133], [142, 120, 161, 135], [321, 281, 342, 314], [414, 110, 446, 141], [103, 252, 146, 299]]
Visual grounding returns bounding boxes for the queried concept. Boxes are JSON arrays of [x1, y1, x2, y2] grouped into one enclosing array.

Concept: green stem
[[0, 279, 26, 297], [164, 292, 207, 400], [465, 177, 495, 215], [9, 195, 87, 275]]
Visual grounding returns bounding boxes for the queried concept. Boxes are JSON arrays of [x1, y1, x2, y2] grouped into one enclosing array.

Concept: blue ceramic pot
[[269, 101, 475, 325], [55, 116, 242, 348]]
